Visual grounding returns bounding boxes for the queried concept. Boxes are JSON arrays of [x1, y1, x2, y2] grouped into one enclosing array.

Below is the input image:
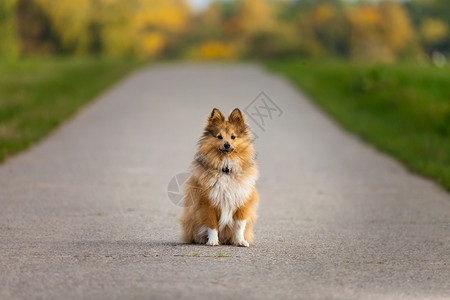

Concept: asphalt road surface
[[1, 64, 449, 300]]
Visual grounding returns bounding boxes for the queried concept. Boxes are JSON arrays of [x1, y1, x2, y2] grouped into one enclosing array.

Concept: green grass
[[0, 57, 139, 163], [183, 253, 199, 257], [266, 59, 450, 191]]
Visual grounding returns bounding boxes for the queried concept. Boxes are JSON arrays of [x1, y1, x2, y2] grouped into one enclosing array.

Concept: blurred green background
[[1, 0, 449, 60], [0, 0, 449, 189], [0, 0, 450, 62]]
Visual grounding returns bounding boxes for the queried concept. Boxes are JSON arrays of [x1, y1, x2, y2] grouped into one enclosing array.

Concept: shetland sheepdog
[[179, 108, 259, 247]]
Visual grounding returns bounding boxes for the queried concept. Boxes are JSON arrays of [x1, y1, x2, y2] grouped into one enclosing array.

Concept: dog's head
[[201, 108, 252, 156]]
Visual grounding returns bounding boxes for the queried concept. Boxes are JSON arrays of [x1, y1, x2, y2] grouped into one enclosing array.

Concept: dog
[[179, 108, 259, 247]]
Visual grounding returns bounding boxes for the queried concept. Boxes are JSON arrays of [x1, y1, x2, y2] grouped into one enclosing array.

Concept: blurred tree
[[196, 1, 223, 39], [406, 0, 450, 27], [405, 0, 450, 52], [232, 0, 298, 58], [347, 1, 415, 61], [2, 0, 444, 61], [347, 4, 387, 61], [32, 0, 190, 58], [16, 0, 59, 55], [235, 0, 274, 34], [244, 24, 299, 58], [191, 40, 237, 60], [131, 0, 190, 58], [98, 0, 137, 57], [420, 18, 449, 47], [379, 1, 415, 54], [34, 0, 95, 54], [0, 0, 19, 58], [296, 1, 350, 57]]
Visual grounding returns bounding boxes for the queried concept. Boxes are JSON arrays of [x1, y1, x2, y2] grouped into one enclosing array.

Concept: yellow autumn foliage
[[3, 0, 444, 61], [420, 18, 449, 45], [236, 0, 274, 34], [34, 0, 189, 57], [347, 1, 415, 61], [133, 0, 188, 34], [193, 41, 237, 60], [379, 1, 415, 53], [0, 0, 19, 58], [34, 0, 94, 53], [311, 3, 336, 25], [140, 32, 166, 58]]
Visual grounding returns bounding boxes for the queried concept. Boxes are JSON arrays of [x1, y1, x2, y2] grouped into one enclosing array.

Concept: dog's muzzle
[[220, 148, 234, 154]]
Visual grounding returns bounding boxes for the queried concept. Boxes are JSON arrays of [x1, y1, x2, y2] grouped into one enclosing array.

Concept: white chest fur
[[208, 158, 256, 231]]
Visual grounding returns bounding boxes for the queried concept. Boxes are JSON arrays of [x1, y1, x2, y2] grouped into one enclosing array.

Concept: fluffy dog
[[179, 108, 259, 247]]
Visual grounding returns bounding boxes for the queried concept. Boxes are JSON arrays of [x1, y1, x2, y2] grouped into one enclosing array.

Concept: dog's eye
[[217, 135, 223, 139], [231, 135, 236, 139]]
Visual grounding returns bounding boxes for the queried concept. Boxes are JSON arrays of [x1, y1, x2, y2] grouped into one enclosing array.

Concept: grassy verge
[[0, 57, 140, 163], [266, 59, 450, 191]]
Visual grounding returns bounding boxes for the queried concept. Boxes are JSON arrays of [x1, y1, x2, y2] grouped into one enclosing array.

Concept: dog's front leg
[[234, 219, 249, 247], [206, 228, 219, 246], [203, 205, 219, 246], [234, 207, 250, 247]]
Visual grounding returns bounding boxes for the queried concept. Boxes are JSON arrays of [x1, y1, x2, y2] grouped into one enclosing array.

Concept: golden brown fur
[[179, 108, 259, 246]]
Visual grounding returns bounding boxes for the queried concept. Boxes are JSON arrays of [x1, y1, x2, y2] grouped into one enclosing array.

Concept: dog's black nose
[[224, 142, 230, 149]]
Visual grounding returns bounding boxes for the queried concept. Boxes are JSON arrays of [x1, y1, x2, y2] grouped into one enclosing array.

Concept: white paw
[[236, 239, 249, 247], [206, 238, 219, 246]]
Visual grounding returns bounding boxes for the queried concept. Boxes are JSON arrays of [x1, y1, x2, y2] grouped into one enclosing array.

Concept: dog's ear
[[208, 108, 225, 124], [228, 108, 245, 125]]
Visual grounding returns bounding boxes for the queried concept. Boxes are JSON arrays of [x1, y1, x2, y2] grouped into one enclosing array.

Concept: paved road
[[1, 64, 449, 300]]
